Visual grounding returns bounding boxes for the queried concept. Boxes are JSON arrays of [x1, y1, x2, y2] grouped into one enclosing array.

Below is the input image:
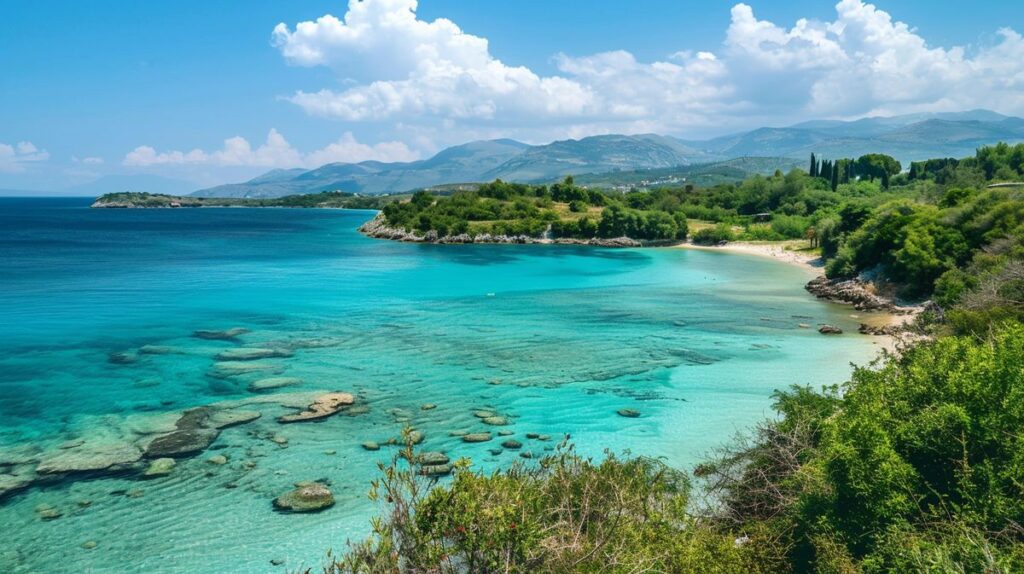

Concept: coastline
[[674, 240, 823, 275], [673, 240, 922, 355]]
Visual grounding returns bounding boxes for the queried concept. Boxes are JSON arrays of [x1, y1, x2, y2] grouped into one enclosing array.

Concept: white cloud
[[0, 141, 49, 172], [123, 129, 417, 168], [272, 0, 1024, 139], [273, 0, 597, 123], [73, 156, 105, 165]]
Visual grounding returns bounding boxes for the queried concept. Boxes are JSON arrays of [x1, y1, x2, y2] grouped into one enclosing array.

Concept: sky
[[1, 0, 1022, 192]]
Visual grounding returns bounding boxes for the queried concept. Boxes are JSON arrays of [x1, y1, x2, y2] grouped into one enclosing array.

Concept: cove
[[0, 198, 882, 573]]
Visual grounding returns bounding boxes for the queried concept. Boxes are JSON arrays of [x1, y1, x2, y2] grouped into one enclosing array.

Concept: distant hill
[[194, 139, 529, 198], [483, 134, 715, 182], [188, 109, 1024, 198], [571, 157, 804, 189]]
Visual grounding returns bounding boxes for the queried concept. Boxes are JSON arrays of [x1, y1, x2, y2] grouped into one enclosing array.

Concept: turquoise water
[[0, 198, 884, 573]]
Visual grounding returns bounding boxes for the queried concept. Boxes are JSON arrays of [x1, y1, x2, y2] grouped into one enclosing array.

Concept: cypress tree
[[831, 165, 840, 191], [810, 153, 818, 177]]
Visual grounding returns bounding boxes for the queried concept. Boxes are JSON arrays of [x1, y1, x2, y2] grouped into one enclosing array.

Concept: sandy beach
[[675, 240, 823, 274], [676, 240, 923, 355]]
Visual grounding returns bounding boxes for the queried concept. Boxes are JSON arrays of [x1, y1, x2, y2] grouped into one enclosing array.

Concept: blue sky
[[2, 0, 1022, 192]]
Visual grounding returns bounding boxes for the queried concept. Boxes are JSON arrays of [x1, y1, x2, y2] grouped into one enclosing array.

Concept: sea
[[0, 197, 884, 573]]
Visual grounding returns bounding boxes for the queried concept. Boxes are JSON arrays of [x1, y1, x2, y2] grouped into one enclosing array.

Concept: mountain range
[[192, 109, 1024, 198]]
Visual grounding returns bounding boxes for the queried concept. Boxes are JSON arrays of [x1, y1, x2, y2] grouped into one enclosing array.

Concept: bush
[[692, 224, 736, 245], [328, 444, 779, 574]]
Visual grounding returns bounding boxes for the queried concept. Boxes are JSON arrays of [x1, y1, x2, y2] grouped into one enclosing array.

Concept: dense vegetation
[[296, 143, 1024, 573], [381, 178, 689, 241], [92, 191, 401, 209]]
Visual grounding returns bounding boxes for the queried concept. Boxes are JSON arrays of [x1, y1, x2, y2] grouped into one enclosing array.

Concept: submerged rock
[[144, 406, 260, 457], [462, 433, 492, 443], [207, 409, 261, 429], [273, 483, 334, 513], [278, 392, 355, 423], [420, 403, 437, 411], [215, 348, 292, 361], [501, 440, 522, 450], [138, 345, 182, 355], [207, 455, 228, 465], [419, 464, 453, 477], [616, 409, 641, 418], [361, 442, 380, 451], [35, 503, 62, 520], [193, 328, 250, 340], [209, 361, 283, 379], [145, 429, 219, 457], [415, 452, 450, 465], [107, 351, 138, 365], [472, 410, 496, 419], [818, 325, 843, 335], [248, 377, 303, 392], [143, 458, 176, 477], [36, 441, 142, 475], [482, 416, 509, 426]]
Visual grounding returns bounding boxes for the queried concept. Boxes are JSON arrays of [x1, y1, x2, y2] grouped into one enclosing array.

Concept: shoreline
[[673, 240, 922, 355], [673, 240, 823, 275]]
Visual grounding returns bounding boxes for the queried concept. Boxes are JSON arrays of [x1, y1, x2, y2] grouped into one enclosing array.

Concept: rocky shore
[[358, 214, 670, 248], [804, 275, 927, 343], [804, 276, 900, 312]]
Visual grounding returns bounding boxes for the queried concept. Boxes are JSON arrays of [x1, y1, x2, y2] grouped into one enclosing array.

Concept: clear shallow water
[[0, 198, 884, 573]]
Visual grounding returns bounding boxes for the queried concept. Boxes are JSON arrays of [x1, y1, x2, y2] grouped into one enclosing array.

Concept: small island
[[91, 190, 401, 210]]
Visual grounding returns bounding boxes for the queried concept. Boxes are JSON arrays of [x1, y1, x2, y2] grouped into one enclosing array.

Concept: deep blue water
[[0, 198, 882, 573]]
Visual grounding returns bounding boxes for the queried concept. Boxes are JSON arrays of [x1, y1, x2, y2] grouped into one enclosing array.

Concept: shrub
[[692, 224, 736, 245]]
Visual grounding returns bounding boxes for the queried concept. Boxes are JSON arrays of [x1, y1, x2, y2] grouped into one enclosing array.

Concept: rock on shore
[[805, 276, 895, 311]]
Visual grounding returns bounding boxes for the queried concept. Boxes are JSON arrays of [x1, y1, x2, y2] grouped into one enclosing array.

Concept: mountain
[[484, 134, 714, 181], [193, 139, 529, 198], [686, 112, 1024, 164], [188, 110, 1024, 198]]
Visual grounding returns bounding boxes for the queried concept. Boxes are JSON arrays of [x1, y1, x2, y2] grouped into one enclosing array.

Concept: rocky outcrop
[[144, 406, 260, 457], [273, 482, 335, 513], [818, 325, 843, 335], [277, 392, 354, 423], [359, 214, 654, 248], [858, 323, 901, 336], [805, 276, 895, 311]]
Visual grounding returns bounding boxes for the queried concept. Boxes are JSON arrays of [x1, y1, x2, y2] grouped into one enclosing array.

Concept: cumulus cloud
[[273, 0, 597, 123], [272, 0, 1024, 138], [0, 141, 50, 172], [123, 129, 417, 168]]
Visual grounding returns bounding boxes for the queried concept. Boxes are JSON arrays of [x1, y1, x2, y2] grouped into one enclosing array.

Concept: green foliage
[[331, 446, 780, 574], [693, 224, 736, 245]]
